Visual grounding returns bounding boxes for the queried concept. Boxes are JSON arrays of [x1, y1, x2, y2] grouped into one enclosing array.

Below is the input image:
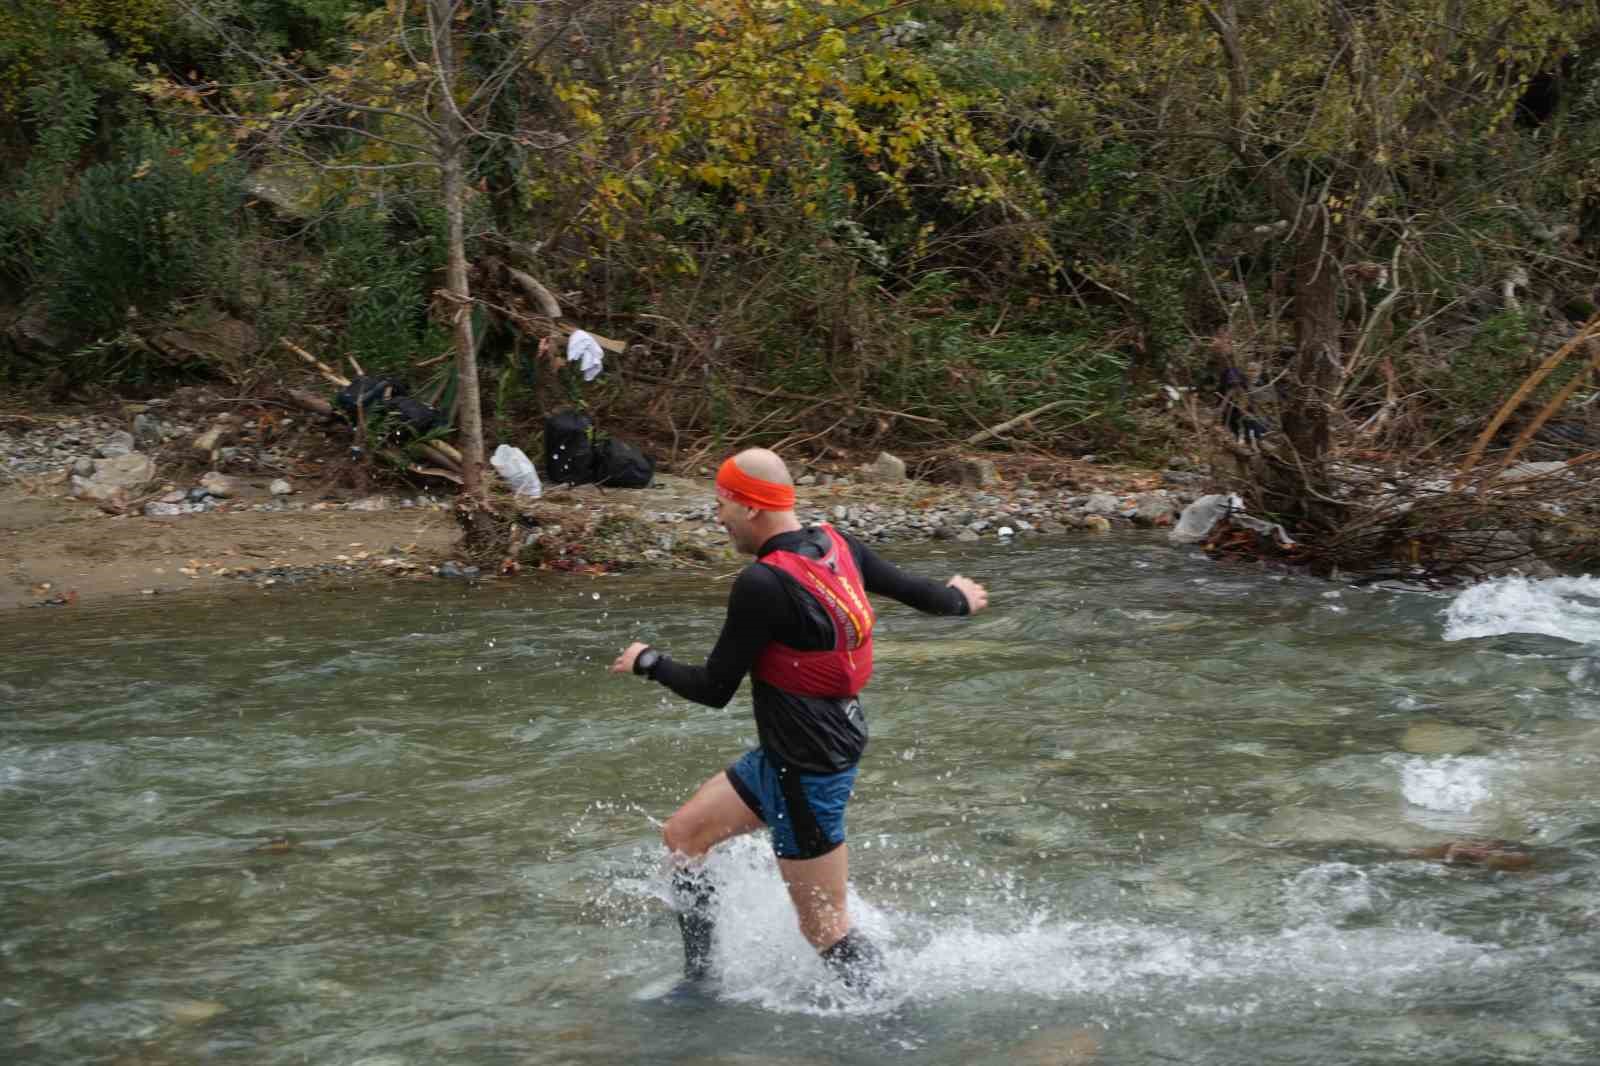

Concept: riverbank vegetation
[[3, 0, 1598, 576]]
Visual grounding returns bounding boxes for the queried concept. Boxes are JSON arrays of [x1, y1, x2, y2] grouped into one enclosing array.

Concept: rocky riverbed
[[1, 405, 1226, 610]]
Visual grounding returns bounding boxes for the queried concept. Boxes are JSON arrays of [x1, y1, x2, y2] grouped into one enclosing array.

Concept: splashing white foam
[[1442, 575, 1600, 645], [609, 834, 1494, 1017], [1283, 862, 1387, 928], [1395, 755, 1497, 812]]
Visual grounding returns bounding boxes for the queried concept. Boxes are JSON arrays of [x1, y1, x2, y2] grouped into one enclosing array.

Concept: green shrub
[[0, 72, 97, 286], [1428, 310, 1535, 415], [315, 204, 451, 376], [42, 128, 243, 341]]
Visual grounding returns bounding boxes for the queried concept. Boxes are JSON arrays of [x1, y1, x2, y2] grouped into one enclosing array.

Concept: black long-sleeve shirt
[[649, 526, 969, 772]]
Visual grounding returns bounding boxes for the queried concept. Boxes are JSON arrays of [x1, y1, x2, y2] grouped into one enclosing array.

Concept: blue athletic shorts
[[725, 748, 859, 861]]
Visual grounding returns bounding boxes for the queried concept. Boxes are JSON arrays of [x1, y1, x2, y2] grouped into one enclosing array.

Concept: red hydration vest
[[752, 524, 875, 697]]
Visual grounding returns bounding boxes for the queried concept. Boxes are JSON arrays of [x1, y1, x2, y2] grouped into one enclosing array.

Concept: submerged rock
[[166, 999, 227, 1024], [1400, 722, 1481, 756]]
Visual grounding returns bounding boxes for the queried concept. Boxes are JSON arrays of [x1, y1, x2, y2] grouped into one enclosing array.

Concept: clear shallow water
[[3, 538, 1599, 1064]]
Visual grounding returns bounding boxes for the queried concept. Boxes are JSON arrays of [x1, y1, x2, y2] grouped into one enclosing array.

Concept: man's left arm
[[845, 532, 988, 616]]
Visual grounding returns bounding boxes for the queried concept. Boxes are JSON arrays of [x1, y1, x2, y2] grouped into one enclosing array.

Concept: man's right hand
[[611, 641, 650, 674], [947, 575, 988, 614]]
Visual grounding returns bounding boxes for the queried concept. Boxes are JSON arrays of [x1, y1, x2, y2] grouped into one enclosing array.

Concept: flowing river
[[4, 536, 1599, 1064]]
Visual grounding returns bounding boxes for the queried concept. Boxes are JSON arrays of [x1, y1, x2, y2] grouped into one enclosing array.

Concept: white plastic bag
[[490, 444, 543, 498], [1168, 493, 1239, 544], [1169, 492, 1295, 548]]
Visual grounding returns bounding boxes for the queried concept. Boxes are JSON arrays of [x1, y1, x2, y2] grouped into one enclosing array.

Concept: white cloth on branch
[[567, 330, 605, 382]]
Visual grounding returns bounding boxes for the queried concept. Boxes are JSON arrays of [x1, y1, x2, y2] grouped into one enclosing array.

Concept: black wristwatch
[[633, 647, 662, 678]]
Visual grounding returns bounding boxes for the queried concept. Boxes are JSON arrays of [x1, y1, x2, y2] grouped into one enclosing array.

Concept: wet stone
[[1401, 722, 1481, 756]]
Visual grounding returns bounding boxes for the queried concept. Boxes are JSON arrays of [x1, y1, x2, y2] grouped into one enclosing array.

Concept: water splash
[[1394, 755, 1498, 812], [604, 835, 1495, 1018], [1283, 862, 1387, 927], [1442, 575, 1600, 645]]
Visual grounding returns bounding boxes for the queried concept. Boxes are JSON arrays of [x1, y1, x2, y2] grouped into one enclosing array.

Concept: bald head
[[733, 448, 792, 487], [717, 448, 800, 552]]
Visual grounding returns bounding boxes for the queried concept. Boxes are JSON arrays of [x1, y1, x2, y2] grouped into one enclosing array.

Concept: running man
[[611, 448, 989, 990]]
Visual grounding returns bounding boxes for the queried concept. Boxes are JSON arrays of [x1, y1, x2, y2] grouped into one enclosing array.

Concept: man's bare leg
[[661, 771, 764, 979], [779, 845, 883, 990], [777, 846, 853, 949]]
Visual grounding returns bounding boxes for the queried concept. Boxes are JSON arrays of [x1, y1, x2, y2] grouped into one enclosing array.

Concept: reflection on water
[[3, 537, 1599, 1065]]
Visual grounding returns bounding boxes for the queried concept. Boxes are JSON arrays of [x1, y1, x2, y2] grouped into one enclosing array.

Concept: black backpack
[[592, 436, 654, 488], [544, 410, 596, 484]]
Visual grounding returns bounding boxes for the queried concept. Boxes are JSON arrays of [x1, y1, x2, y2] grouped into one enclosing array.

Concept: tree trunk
[[442, 152, 484, 498], [433, 0, 485, 500], [1261, 210, 1344, 529]]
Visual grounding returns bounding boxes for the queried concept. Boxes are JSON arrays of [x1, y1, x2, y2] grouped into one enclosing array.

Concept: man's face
[[716, 495, 758, 554]]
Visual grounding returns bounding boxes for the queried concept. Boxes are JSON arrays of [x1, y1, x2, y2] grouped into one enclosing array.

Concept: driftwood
[[507, 267, 563, 319], [282, 338, 351, 387], [426, 439, 464, 465], [627, 372, 944, 426], [415, 442, 463, 473], [563, 325, 627, 355], [1457, 312, 1600, 483], [409, 464, 464, 484], [1492, 342, 1600, 477], [382, 448, 464, 484], [966, 399, 1072, 445]]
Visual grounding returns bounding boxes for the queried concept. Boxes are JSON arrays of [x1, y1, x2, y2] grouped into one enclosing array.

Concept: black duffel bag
[[335, 375, 409, 415], [544, 410, 596, 484], [380, 395, 442, 435], [592, 436, 654, 488]]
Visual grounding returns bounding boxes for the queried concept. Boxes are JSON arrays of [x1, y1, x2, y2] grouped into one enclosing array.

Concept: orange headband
[[715, 456, 796, 511]]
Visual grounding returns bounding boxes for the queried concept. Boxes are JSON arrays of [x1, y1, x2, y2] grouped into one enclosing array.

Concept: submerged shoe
[[657, 976, 717, 1005], [671, 869, 716, 981], [820, 929, 885, 994], [677, 907, 714, 981]]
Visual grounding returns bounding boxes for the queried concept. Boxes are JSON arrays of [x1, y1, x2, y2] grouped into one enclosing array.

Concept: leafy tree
[[153, 0, 588, 498], [1000, 0, 1596, 525]]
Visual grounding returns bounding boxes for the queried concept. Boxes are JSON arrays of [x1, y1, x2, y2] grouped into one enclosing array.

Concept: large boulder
[[859, 451, 908, 483], [941, 457, 1000, 488], [1082, 493, 1122, 515], [5, 298, 72, 364], [1130, 491, 1179, 527], [193, 414, 243, 457], [70, 452, 157, 509], [199, 471, 238, 498]]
